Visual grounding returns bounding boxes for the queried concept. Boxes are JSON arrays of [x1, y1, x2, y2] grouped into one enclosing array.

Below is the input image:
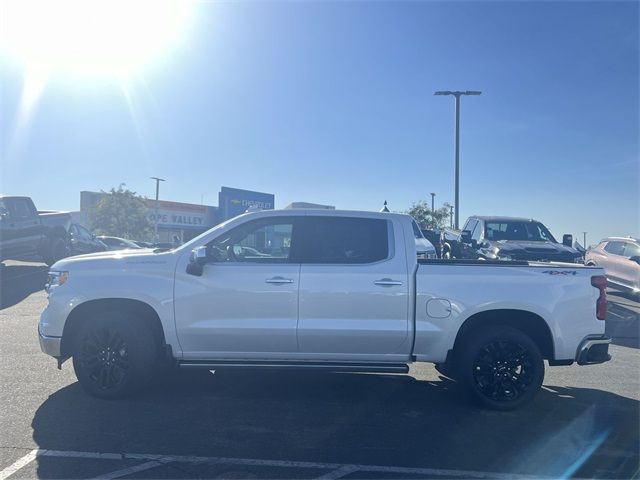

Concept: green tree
[[406, 201, 453, 230], [88, 184, 153, 240]]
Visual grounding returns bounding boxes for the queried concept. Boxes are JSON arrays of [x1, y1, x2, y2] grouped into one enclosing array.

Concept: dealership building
[[77, 186, 276, 243]]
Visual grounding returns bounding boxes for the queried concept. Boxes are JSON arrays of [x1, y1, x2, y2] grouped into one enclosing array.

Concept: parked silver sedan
[[585, 237, 640, 297]]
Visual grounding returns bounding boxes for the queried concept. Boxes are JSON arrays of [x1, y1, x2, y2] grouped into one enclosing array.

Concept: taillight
[[591, 275, 607, 320]]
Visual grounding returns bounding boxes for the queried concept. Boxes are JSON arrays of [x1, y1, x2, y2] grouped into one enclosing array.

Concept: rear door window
[[295, 216, 390, 264], [623, 242, 640, 258]]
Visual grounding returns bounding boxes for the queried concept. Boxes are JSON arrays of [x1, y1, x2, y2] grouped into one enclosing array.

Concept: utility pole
[[430, 192, 436, 212], [150, 177, 165, 242], [583, 232, 587, 250], [434, 90, 481, 229], [450, 205, 454, 228]]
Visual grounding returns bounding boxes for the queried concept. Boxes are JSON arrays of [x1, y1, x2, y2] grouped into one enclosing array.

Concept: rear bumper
[[576, 335, 611, 365], [39, 329, 62, 358]]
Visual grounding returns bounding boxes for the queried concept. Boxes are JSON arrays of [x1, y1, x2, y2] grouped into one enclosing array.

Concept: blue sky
[[1, 1, 638, 245]]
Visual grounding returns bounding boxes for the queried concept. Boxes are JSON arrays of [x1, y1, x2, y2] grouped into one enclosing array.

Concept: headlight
[[46, 271, 69, 292]]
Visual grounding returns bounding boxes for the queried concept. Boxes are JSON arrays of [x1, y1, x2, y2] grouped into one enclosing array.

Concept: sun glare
[[1, 0, 192, 77]]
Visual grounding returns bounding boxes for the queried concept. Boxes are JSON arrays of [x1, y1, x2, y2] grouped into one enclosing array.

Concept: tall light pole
[[430, 192, 436, 212], [449, 205, 454, 228], [435, 90, 481, 229], [583, 232, 587, 250], [150, 177, 165, 241]]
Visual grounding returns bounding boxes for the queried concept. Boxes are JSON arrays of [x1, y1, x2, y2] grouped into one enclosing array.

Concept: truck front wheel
[[456, 326, 544, 410], [72, 312, 158, 399]]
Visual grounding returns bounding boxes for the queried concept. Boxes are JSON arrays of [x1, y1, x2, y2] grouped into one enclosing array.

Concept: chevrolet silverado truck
[[441, 216, 584, 263], [0, 196, 71, 266], [39, 210, 611, 410]]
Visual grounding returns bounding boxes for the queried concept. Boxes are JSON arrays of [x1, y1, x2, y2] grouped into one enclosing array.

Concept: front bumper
[[576, 335, 612, 365], [39, 330, 62, 358]]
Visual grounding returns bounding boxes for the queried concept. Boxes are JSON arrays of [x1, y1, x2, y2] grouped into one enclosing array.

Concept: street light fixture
[[150, 176, 165, 241], [435, 90, 481, 229]]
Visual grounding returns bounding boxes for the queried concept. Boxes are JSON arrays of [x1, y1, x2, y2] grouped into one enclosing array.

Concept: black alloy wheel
[[73, 312, 158, 399], [78, 326, 130, 391], [456, 325, 544, 410], [472, 340, 534, 402]]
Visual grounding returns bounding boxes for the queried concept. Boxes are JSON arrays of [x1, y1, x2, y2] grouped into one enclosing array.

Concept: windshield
[[485, 221, 557, 242]]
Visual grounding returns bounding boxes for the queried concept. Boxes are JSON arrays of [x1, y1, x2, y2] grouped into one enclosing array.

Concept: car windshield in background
[[485, 222, 557, 242]]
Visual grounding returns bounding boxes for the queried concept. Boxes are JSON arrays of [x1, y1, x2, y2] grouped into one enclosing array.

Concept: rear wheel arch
[[452, 309, 555, 360], [61, 298, 166, 359]]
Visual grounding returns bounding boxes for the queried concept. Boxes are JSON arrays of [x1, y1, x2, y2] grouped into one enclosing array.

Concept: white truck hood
[[50, 248, 176, 271]]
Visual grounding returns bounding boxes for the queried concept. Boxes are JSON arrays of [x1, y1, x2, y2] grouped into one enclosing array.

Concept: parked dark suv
[[68, 224, 107, 256]]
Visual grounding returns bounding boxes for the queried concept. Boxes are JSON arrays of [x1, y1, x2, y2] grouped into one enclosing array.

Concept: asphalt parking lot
[[0, 261, 638, 479]]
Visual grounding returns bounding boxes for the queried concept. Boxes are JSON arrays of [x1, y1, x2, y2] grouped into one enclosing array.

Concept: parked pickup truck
[[0, 196, 71, 266], [39, 210, 611, 410], [441, 216, 584, 263]]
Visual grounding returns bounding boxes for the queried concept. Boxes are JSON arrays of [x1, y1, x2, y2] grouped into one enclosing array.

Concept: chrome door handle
[[265, 277, 294, 284], [374, 278, 403, 286]]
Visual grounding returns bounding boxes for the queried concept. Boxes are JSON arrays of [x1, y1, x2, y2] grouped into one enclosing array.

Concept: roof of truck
[[243, 209, 411, 219], [470, 216, 539, 223]]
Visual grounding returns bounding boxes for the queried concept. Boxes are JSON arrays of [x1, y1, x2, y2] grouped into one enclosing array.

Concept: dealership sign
[[145, 200, 210, 229], [218, 186, 275, 221]]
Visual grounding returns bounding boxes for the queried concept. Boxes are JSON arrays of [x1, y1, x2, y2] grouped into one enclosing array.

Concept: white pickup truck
[[39, 210, 611, 409]]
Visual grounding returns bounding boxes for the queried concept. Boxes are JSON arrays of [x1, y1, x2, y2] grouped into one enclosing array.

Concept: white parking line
[[0, 449, 40, 480], [315, 464, 360, 479], [94, 460, 163, 480], [0, 448, 543, 480]]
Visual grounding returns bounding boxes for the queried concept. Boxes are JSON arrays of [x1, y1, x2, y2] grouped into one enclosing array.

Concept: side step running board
[[178, 360, 409, 374]]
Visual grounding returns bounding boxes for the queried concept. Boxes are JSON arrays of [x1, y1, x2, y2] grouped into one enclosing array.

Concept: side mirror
[[460, 230, 472, 245], [629, 256, 640, 265], [186, 246, 208, 276], [562, 234, 573, 247]]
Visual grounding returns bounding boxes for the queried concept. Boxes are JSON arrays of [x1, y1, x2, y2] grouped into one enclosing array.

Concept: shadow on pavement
[[32, 370, 639, 479], [0, 263, 48, 310]]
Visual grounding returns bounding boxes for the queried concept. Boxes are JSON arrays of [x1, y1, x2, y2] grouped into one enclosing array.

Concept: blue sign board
[[218, 187, 275, 221]]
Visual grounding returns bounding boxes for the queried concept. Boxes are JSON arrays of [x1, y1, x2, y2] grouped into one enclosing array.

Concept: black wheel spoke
[[472, 338, 535, 404], [79, 325, 129, 391]]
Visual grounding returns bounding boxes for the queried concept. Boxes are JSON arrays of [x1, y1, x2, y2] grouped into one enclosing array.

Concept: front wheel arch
[[61, 298, 166, 359]]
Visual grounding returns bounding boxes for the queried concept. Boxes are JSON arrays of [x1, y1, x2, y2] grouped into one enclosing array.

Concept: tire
[[72, 312, 158, 399], [442, 249, 452, 260], [455, 325, 544, 410], [44, 237, 70, 266]]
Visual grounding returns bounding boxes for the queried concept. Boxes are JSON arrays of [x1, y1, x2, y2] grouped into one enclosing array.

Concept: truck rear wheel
[[72, 312, 158, 399], [456, 326, 544, 410], [44, 237, 69, 266]]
